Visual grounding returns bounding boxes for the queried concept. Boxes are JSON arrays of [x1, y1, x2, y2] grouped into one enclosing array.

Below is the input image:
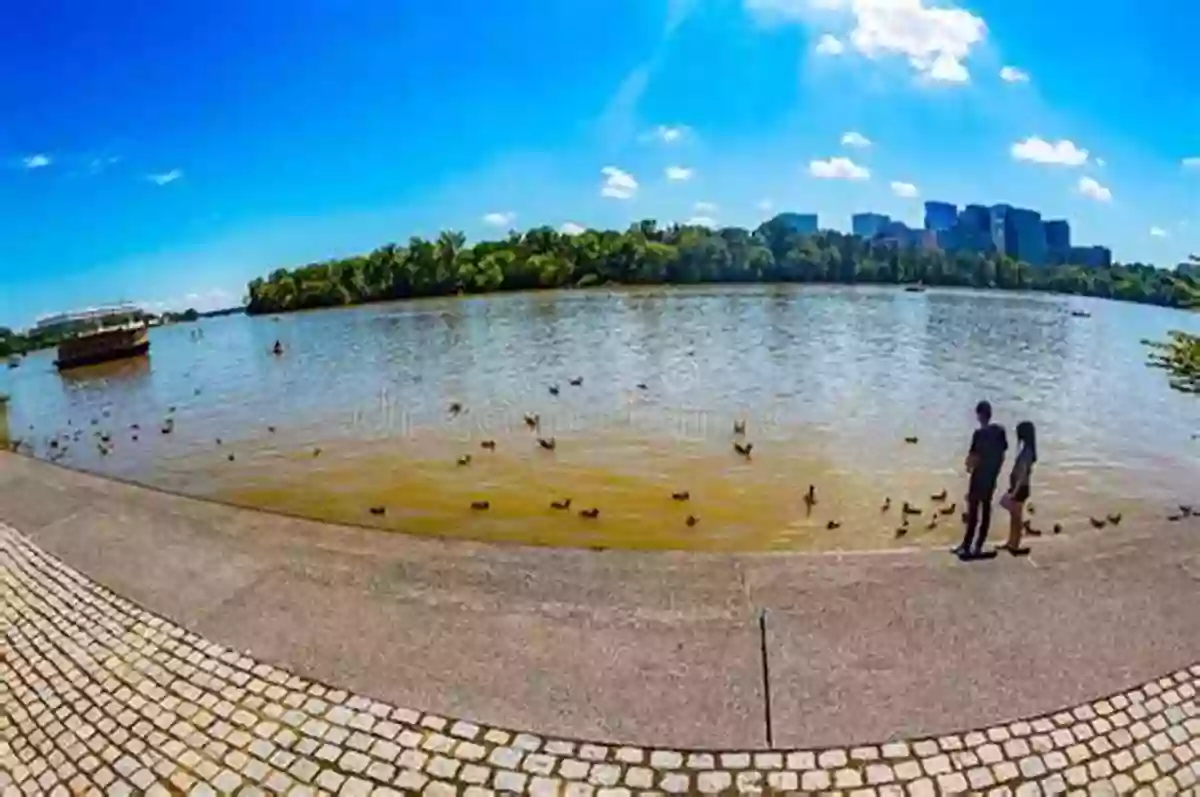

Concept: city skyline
[[0, 0, 1196, 327]]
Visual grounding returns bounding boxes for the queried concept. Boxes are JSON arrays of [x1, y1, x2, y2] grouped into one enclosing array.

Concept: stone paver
[[2, 522, 1200, 795]]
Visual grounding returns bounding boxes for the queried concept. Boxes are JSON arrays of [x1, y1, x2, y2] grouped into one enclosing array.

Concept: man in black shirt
[[956, 400, 1008, 560]]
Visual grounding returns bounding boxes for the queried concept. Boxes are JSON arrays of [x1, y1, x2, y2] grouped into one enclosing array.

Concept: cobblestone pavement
[[3, 524, 1200, 796]]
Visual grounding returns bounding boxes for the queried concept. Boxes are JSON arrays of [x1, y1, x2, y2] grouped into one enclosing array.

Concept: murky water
[[3, 285, 1197, 551]]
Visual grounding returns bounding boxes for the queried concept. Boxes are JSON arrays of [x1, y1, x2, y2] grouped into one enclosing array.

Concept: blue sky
[[1, 0, 1197, 327]]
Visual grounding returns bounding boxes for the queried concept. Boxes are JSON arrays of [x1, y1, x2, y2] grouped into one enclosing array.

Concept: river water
[[3, 285, 1197, 551]]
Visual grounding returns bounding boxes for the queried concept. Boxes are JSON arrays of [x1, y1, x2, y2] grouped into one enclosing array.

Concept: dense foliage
[[244, 218, 1200, 314], [1145, 330, 1200, 394]]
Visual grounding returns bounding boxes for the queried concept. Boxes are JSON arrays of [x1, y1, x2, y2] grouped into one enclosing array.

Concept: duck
[[130, 423, 140, 431], [227, 453, 236, 462], [548, 385, 560, 396], [902, 501, 921, 516], [733, 419, 746, 435], [131, 435, 138, 442], [895, 526, 909, 538], [671, 490, 691, 501], [686, 515, 699, 527], [803, 485, 817, 508], [1089, 517, 1107, 529], [271, 340, 284, 356], [470, 500, 491, 511], [448, 401, 463, 415], [579, 508, 600, 519], [733, 442, 753, 458], [931, 489, 947, 502], [1052, 523, 1063, 534], [457, 455, 472, 466], [939, 503, 957, 516], [926, 517, 938, 531], [1105, 512, 1122, 526], [1168, 513, 1185, 522], [568, 377, 583, 386], [267, 425, 276, 434], [904, 436, 919, 444], [480, 440, 496, 450], [826, 520, 841, 530], [636, 382, 649, 390], [550, 498, 572, 510], [369, 506, 386, 515], [537, 437, 557, 451], [160, 423, 174, 435], [1180, 505, 1194, 517], [523, 413, 540, 429], [881, 497, 891, 512], [313, 448, 321, 457]]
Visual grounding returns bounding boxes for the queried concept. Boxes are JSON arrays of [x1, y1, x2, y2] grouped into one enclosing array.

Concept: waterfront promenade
[[2, 451, 1199, 794]]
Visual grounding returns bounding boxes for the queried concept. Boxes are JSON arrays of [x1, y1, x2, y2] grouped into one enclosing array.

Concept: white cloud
[[148, 169, 183, 186], [1095, 157, 1107, 168], [600, 166, 638, 199], [643, 124, 690, 144], [999, 65, 1029, 83], [482, 211, 516, 227], [841, 131, 871, 148], [1149, 226, 1168, 238], [694, 201, 719, 213], [749, 0, 986, 84], [815, 33, 845, 55], [757, 198, 774, 211], [23, 154, 51, 169], [1183, 157, 1200, 170], [665, 166, 694, 181], [686, 216, 717, 228], [560, 222, 586, 235], [890, 181, 919, 198], [1011, 137, 1089, 167], [1076, 176, 1112, 203], [808, 156, 870, 180], [88, 155, 121, 174]]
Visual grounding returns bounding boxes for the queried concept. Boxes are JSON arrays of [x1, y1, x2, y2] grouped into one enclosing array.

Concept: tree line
[[245, 217, 1200, 314]]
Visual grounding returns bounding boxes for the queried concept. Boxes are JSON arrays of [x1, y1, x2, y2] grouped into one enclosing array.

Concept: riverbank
[[3, 450, 1200, 755], [244, 221, 1200, 316]]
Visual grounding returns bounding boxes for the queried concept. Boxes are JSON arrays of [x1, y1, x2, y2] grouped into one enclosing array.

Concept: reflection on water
[[2, 285, 1197, 551]]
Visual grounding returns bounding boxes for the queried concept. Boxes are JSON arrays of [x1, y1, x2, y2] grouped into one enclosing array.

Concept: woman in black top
[[1000, 420, 1037, 555]]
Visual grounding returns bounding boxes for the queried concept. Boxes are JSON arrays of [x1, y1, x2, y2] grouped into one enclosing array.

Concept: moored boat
[[55, 322, 151, 370]]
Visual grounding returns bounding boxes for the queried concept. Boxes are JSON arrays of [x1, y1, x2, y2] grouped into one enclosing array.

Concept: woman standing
[[1000, 420, 1037, 555]]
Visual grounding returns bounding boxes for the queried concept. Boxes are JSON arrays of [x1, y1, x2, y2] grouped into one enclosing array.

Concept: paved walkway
[[3, 453, 1200, 794]]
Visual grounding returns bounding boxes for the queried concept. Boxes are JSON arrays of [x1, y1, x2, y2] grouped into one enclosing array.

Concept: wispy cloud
[[809, 156, 870, 181], [600, 166, 638, 199], [148, 169, 183, 186], [841, 131, 871, 148], [1011, 137, 1089, 167], [1077, 176, 1112, 203], [643, 124, 691, 144], [891, 181, 920, 198], [814, 34, 845, 55], [23, 154, 51, 169], [482, 211, 516, 227], [665, 165, 694, 181], [1149, 226, 1168, 238], [88, 155, 121, 175], [686, 216, 717, 228], [999, 65, 1030, 83]]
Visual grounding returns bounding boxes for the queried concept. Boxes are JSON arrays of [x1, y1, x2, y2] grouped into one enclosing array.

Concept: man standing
[[956, 400, 1008, 560]]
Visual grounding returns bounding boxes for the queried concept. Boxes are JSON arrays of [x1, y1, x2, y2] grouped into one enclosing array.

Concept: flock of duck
[[7, 338, 1195, 543]]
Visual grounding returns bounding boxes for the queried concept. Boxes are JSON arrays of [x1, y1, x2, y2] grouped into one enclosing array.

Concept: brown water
[[3, 285, 1197, 551]]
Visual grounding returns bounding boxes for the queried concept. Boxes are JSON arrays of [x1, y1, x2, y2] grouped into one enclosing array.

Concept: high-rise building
[[946, 204, 995, 252], [852, 213, 891, 239], [1007, 207, 1047, 265], [1068, 245, 1112, 269], [959, 205, 991, 234], [1044, 220, 1071, 263], [776, 213, 819, 235], [990, 205, 1011, 255], [924, 201, 958, 232]]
